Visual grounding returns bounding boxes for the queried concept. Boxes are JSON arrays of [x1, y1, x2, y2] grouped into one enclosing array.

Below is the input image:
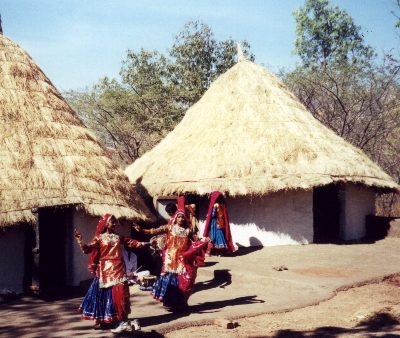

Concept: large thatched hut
[[125, 57, 398, 248], [0, 33, 153, 294]]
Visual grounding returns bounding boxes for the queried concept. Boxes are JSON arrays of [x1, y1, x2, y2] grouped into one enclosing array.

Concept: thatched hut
[[0, 33, 153, 294], [125, 57, 399, 248]]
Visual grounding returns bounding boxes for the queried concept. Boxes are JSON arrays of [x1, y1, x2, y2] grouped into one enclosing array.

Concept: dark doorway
[[313, 184, 341, 243], [38, 207, 72, 293]]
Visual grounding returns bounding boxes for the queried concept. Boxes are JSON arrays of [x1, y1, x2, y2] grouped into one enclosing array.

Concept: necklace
[[101, 232, 119, 245], [172, 224, 189, 237]]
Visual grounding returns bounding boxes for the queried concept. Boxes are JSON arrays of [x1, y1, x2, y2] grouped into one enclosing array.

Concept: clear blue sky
[[2, 0, 399, 91]]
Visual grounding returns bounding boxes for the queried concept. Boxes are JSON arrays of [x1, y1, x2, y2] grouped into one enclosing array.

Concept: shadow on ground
[[230, 244, 263, 257], [139, 295, 264, 328], [194, 269, 232, 293], [0, 292, 264, 337], [0, 296, 83, 337], [267, 312, 400, 338]]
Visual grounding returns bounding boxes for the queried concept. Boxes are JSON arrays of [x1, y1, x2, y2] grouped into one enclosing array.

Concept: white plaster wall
[[0, 226, 25, 294], [69, 211, 131, 286], [341, 184, 375, 240], [197, 191, 313, 247]]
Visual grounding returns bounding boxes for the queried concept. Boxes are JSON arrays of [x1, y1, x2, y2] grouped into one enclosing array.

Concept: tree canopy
[[293, 0, 374, 67], [66, 21, 253, 165], [285, 0, 400, 215]]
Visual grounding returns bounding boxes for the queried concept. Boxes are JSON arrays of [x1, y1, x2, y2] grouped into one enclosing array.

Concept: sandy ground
[[165, 275, 400, 338], [0, 237, 399, 337]]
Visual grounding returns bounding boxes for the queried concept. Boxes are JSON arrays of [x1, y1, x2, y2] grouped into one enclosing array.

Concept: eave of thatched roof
[[0, 35, 154, 227], [125, 59, 399, 197]]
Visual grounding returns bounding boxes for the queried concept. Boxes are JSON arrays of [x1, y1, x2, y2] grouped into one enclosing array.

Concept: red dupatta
[[178, 239, 209, 297], [203, 191, 235, 252], [177, 196, 185, 210]]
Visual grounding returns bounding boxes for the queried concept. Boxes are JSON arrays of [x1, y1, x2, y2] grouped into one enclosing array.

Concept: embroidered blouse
[[82, 233, 141, 288], [151, 223, 191, 274]]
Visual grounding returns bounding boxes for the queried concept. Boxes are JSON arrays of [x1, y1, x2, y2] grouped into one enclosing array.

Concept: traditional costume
[[78, 214, 143, 328], [151, 209, 207, 310], [203, 191, 235, 254]]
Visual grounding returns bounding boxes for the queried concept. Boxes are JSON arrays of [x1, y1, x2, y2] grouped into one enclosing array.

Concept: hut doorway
[[38, 208, 72, 293], [313, 184, 341, 243]]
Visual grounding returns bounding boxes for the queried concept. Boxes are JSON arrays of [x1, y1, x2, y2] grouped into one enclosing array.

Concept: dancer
[[203, 191, 235, 255], [74, 213, 148, 333], [135, 209, 209, 311]]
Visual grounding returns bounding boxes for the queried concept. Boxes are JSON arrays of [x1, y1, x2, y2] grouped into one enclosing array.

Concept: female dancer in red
[[74, 214, 147, 333], [135, 209, 209, 311]]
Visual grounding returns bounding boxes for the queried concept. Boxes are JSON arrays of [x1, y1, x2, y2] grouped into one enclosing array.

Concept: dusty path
[[0, 238, 399, 337], [165, 275, 400, 337]]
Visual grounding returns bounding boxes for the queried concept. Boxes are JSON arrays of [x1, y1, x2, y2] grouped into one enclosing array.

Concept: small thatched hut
[[125, 57, 399, 248], [0, 33, 153, 294]]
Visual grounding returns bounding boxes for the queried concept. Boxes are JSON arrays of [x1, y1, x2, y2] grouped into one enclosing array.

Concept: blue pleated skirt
[[152, 273, 185, 308], [79, 277, 118, 323], [210, 219, 228, 249]]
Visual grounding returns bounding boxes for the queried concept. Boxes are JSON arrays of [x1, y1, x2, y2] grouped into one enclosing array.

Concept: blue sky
[[2, 0, 399, 91]]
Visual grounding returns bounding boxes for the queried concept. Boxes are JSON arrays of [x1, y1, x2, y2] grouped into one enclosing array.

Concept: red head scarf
[[96, 213, 112, 235], [177, 196, 185, 210], [88, 213, 113, 274], [171, 209, 187, 225]]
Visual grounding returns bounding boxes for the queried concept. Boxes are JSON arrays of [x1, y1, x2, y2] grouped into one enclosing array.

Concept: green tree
[[395, 0, 400, 28], [294, 0, 374, 67], [284, 60, 400, 177], [168, 21, 254, 106], [66, 21, 253, 165], [285, 0, 400, 215]]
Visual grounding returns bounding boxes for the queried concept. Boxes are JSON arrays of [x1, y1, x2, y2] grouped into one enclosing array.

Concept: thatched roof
[[0, 34, 154, 227], [125, 58, 399, 197]]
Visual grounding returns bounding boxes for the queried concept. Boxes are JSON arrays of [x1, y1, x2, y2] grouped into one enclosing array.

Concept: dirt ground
[[165, 275, 400, 337], [1, 237, 399, 337]]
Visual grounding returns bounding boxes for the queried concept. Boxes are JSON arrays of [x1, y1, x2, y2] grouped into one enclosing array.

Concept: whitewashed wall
[[68, 211, 131, 286], [341, 184, 375, 240], [197, 190, 313, 247], [0, 226, 25, 294]]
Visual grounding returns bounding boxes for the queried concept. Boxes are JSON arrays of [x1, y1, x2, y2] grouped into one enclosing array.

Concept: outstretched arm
[[132, 223, 168, 235], [74, 229, 84, 250], [74, 229, 98, 254], [122, 237, 150, 249]]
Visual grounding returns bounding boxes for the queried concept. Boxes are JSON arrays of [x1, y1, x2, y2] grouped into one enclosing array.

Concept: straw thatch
[[125, 59, 399, 197], [0, 34, 153, 227]]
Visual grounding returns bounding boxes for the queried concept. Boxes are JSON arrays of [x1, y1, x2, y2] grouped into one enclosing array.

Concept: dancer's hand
[[74, 229, 82, 241], [149, 237, 158, 248], [132, 223, 142, 232]]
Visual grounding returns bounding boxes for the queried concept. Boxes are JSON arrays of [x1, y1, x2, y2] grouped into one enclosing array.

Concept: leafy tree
[[293, 0, 374, 67], [120, 49, 182, 131], [66, 21, 253, 165], [284, 59, 400, 177], [168, 21, 254, 106], [284, 0, 400, 215], [394, 0, 400, 28]]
